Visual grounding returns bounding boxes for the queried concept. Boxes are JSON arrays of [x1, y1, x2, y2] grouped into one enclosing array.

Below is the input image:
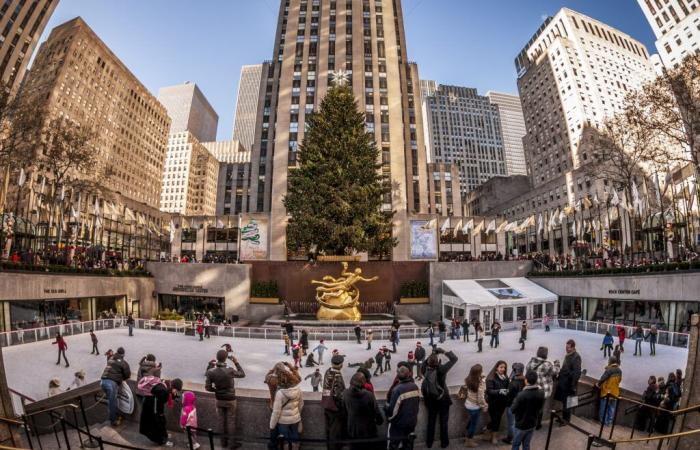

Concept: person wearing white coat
[[269, 373, 304, 449]]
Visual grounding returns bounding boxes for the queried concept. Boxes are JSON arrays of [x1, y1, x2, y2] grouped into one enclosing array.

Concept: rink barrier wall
[[0, 317, 690, 349]]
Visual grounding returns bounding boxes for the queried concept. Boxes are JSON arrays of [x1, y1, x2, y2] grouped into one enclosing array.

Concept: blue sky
[[34, 0, 657, 141]]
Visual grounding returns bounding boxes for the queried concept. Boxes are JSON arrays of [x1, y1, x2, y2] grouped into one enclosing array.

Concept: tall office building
[[421, 81, 507, 197], [24, 17, 171, 211], [0, 0, 59, 93], [486, 91, 527, 177], [203, 140, 251, 216], [158, 82, 219, 142], [232, 64, 263, 149], [250, 0, 430, 260], [160, 131, 219, 216], [637, 0, 700, 68], [515, 8, 656, 200]]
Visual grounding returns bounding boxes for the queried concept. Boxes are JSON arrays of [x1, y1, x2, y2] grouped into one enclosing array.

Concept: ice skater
[[305, 368, 322, 392], [53, 333, 69, 367], [354, 325, 362, 344], [519, 321, 528, 351], [475, 321, 484, 353], [601, 331, 614, 358], [126, 314, 135, 336], [373, 348, 385, 376], [313, 339, 328, 364], [490, 320, 501, 348], [632, 325, 644, 356], [366, 330, 373, 350], [425, 322, 435, 347], [90, 329, 99, 355], [292, 344, 301, 368], [384, 347, 392, 372], [283, 333, 291, 355]]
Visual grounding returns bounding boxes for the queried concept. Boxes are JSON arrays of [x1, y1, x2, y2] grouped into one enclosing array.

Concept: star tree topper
[[330, 69, 351, 86]]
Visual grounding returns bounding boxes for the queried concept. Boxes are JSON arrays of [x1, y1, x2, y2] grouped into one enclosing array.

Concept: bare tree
[[585, 97, 666, 261], [637, 53, 700, 184], [36, 117, 97, 249]]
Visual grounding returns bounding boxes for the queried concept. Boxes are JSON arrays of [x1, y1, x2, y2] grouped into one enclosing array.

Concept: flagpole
[[681, 179, 692, 252]]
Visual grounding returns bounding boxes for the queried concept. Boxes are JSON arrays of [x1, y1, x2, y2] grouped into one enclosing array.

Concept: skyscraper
[[0, 0, 59, 93], [203, 140, 251, 216], [486, 91, 527, 177], [421, 81, 507, 197], [250, 0, 429, 261], [160, 131, 219, 216], [637, 0, 700, 68], [158, 82, 219, 142], [232, 64, 263, 150], [24, 17, 171, 211], [515, 8, 656, 196], [490, 8, 657, 256]]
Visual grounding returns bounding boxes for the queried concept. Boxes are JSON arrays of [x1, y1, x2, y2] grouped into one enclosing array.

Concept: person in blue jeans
[[100, 347, 131, 426], [459, 364, 487, 447], [596, 358, 622, 426], [511, 370, 544, 450]]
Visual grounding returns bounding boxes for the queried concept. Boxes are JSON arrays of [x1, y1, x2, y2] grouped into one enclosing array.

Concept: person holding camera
[[205, 349, 246, 448], [421, 347, 458, 448]]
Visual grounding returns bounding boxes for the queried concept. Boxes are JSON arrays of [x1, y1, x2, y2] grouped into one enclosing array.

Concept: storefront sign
[[173, 285, 209, 294], [608, 289, 640, 295], [43, 288, 67, 294]]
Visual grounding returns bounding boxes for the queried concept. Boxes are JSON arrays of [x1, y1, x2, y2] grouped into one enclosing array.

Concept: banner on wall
[[240, 217, 268, 260], [410, 220, 438, 260]]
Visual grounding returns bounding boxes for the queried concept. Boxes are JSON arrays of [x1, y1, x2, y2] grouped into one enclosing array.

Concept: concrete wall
[[428, 261, 533, 319], [531, 272, 700, 302], [0, 272, 155, 316], [147, 263, 251, 319]]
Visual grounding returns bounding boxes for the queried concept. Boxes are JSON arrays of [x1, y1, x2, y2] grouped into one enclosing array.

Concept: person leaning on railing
[[596, 357, 622, 427]]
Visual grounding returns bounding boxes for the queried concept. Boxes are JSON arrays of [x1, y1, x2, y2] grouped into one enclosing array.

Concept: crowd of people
[[6, 247, 148, 271], [40, 314, 688, 450]]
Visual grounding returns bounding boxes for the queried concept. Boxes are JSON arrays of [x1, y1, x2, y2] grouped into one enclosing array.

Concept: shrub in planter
[[251, 280, 279, 298]]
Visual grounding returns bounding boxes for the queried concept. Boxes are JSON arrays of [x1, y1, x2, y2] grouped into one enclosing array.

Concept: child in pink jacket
[[180, 391, 199, 449]]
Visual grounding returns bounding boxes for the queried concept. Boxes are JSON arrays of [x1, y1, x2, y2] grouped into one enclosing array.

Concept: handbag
[[321, 393, 338, 411]]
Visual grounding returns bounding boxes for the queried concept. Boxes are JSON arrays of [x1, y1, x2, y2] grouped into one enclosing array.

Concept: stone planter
[[399, 297, 430, 304], [317, 255, 361, 262], [250, 297, 280, 304]]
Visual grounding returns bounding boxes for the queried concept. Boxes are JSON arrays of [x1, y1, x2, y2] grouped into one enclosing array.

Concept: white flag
[[558, 209, 566, 223], [60, 185, 66, 201], [486, 219, 496, 233], [74, 192, 82, 222], [462, 219, 473, 233], [93, 198, 100, 216], [422, 218, 437, 230], [452, 219, 463, 237], [610, 190, 620, 207], [537, 213, 543, 234], [440, 217, 450, 235], [632, 181, 643, 215], [17, 168, 26, 187], [496, 221, 508, 233]]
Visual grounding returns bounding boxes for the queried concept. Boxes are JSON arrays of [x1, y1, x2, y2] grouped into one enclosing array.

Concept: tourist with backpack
[[421, 347, 458, 448], [386, 365, 420, 450], [322, 354, 346, 450], [501, 363, 526, 445]]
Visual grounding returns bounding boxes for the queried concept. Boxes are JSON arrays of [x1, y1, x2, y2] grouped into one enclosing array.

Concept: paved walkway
[[4, 327, 687, 401], [28, 415, 664, 449]]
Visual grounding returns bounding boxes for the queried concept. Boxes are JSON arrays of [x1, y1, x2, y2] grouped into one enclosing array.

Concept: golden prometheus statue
[[311, 262, 378, 321]]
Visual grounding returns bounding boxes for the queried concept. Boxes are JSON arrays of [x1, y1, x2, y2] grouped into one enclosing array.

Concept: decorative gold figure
[[312, 262, 378, 321]]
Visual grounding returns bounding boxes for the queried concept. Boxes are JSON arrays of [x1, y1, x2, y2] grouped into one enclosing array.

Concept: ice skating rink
[[4, 326, 688, 401]]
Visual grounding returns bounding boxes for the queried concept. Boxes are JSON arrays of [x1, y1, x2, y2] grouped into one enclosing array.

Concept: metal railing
[[556, 318, 690, 348], [0, 317, 688, 352]]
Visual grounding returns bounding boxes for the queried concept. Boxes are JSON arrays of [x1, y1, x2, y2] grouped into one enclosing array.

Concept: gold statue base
[[317, 305, 362, 321]]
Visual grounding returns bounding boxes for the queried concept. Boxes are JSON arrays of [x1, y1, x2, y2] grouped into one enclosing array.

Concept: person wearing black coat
[[635, 376, 661, 432], [300, 329, 309, 356], [139, 378, 183, 446], [502, 363, 526, 445], [554, 339, 582, 422], [511, 371, 545, 450], [414, 342, 426, 380], [343, 372, 384, 450], [485, 361, 510, 443], [420, 348, 458, 449], [373, 349, 385, 376]]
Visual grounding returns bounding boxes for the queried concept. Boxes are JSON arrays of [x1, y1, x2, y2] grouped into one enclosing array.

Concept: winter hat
[[49, 378, 61, 388], [511, 362, 525, 376], [75, 370, 86, 379], [331, 354, 344, 366]]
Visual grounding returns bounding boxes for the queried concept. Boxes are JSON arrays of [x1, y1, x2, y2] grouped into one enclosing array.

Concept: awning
[[442, 277, 558, 309]]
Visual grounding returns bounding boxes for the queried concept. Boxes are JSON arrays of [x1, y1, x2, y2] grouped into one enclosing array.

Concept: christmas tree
[[284, 82, 396, 257]]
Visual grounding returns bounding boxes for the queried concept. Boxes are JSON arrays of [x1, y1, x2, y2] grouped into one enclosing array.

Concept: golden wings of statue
[[311, 262, 378, 321]]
